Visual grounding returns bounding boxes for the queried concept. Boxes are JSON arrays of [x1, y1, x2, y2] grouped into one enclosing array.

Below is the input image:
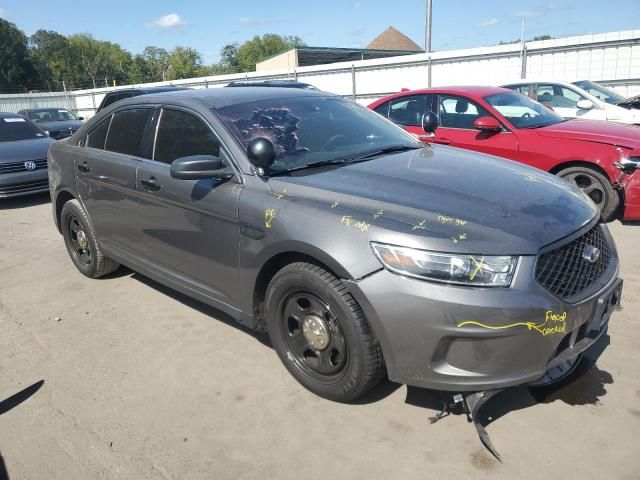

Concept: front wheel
[[557, 166, 620, 222], [265, 262, 385, 402]]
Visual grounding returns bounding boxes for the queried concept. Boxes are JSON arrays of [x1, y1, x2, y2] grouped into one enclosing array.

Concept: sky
[[1, 0, 639, 63]]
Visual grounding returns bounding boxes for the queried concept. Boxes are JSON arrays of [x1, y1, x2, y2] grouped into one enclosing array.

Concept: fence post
[[62, 81, 70, 111], [91, 90, 96, 113], [520, 44, 528, 79], [427, 56, 432, 88], [351, 64, 356, 101], [204, 79, 209, 89]]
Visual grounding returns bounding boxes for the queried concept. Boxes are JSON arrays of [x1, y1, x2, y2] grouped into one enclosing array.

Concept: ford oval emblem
[[582, 245, 601, 263], [24, 160, 37, 171]]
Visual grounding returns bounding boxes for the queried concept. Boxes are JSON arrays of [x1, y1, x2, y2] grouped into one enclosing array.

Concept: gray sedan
[[48, 87, 622, 404], [0, 112, 54, 198], [18, 108, 84, 140]]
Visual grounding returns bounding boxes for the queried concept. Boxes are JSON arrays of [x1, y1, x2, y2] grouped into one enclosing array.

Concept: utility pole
[[424, 0, 432, 54], [425, 0, 433, 87]]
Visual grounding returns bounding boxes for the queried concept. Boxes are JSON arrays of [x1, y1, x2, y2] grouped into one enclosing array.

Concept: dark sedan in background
[[0, 112, 54, 198], [18, 107, 84, 140]]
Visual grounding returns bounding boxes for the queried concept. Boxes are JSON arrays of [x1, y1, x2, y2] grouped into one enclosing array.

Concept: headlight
[[371, 242, 518, 287]]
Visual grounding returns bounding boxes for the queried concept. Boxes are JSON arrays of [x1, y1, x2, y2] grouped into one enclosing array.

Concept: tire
[[557, 166, 620, 222], [265, 262, 385, 402], [60, 199, 119, 278]]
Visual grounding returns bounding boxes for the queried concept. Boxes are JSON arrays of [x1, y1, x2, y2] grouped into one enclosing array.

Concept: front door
[[430, 94, 519, 160], [133, 107, 242, 307]]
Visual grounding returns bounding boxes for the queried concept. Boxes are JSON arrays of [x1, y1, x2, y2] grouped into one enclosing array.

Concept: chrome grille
[[535, 224, 612, 301], [0, 159, 47, 174]]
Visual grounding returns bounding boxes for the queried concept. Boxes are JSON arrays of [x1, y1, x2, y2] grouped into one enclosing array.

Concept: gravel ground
[[1, 193, 639, 479]]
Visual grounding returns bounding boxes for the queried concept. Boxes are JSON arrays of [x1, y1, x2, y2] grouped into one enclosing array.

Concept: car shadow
[[400, 332, 613, 459], [128, 271, 272, 348], [0, 192, 50, 210]]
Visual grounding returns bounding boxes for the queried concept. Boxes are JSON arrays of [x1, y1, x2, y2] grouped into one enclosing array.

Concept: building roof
[[367, 27, 423, 52]]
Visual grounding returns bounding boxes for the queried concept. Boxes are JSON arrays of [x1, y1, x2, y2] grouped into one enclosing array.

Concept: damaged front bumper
[[345, 225, 621, 392]]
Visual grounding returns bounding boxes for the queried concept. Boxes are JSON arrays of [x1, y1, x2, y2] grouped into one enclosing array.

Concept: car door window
[[438, 94, 491, 129], [104, 108, 152, 157], [86, 115, 112, 149], [373, 101, 390, 118], [388, 95, 428, 126], [536, 84, 584, 108], [153, 109, 220, 164]]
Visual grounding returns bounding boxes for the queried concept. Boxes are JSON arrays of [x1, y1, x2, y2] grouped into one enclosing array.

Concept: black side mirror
[[170, 155, 233, 180], [422, 111, 439, 134], [247, 137, 276, 169]]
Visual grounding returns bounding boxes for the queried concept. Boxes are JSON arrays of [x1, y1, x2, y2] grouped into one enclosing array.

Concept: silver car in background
[[0, 112, 54, 198]]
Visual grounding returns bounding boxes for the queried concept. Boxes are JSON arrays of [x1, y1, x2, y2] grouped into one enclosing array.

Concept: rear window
[[86, 115, 112, 149], [104, 108, 151, 156], [0, 117, 47, 142]]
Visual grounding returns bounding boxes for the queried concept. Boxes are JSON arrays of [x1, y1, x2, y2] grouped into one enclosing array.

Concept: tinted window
[[86, 115, 112, 149], [102, 92, 135, 109], [388, 95, 428, 126], [154, 109, 220, 164], [573, 80, 625, 105], [373, 102, 389, 117], [25, 109, 77, 123], [104, 108, 151, 156], [437, 94, 491, 129], [0, 116, 47, 142]]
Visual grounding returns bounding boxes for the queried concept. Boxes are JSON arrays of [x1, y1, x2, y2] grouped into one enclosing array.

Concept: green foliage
[[0, 18, 34, 91], [0, 21, 305, 91], [235, 34, 305, 72]]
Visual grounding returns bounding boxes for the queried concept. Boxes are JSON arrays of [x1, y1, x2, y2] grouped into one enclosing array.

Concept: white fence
[[1, 29, 639, 119]]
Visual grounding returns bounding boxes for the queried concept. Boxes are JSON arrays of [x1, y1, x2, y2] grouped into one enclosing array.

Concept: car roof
[[18, 107, 70, 112], [109, 85, 190, 94], [226, 80, 317, 89], [502, 79, 577, 87], [371, 86, 511, 105], [116, 86, 337, 109], [0, 112, 24, 119]]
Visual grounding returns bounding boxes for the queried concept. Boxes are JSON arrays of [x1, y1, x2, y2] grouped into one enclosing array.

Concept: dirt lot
[[1, 193, 639, 480]]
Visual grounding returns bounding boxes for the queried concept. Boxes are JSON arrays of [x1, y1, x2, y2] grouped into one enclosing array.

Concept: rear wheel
[[265, 262, 385, 402], [557, 166, 619, 222], [61, 199, 119, 278]]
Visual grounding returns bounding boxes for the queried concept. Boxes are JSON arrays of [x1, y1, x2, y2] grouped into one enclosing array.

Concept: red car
[[369, 86, 640, 222]]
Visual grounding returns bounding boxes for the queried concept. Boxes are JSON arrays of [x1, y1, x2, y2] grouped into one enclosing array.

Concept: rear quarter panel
[[48, 140, 79, 230]]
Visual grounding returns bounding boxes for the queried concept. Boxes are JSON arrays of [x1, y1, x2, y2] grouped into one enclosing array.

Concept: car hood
[[535, 119, 640, 148], [617, 95, 640, 110], [0, 137, 54, 163], [267, 146, 597, 255], [36, 120, 83, 131]]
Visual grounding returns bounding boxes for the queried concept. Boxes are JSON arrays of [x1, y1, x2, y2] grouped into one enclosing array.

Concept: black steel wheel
[[68, 215, 92, 266], [280, 291, 348, 382], [265, 262, 385, 402], [558, 166, 620, 221], [61, 199, 119, 278]]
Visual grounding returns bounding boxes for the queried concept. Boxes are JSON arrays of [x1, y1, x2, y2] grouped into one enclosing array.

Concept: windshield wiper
[[268, 158, 352, 176], [350, 144, 422, 161]]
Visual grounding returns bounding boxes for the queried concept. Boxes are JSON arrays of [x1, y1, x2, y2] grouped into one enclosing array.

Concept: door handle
[[139, 177, 161, 191], [432, 138, 451, 145], [77, 162, 90, 173]]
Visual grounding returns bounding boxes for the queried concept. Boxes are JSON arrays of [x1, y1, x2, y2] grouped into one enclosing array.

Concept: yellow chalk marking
[[469, 255, 484, 281], [412, 219, 427, 230], [265, 208, 277, 228], [457, 310, 567, 337], [331, 201, 339, 209], [373, 208, 384, 219]]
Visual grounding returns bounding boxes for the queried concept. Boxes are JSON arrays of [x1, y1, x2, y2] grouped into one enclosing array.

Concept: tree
[[235, 34, 305, 72], [141, 46, 169, 82], [166, 46, 210, 80], [68, 34, 110, 88], [211, 42, 240, 74], [0, 18, 34, 91], [28, 30, 73, 90]]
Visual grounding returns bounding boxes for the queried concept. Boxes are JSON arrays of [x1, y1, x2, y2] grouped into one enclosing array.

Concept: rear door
[[132, 106, 242, 306], [431, 93, 519, 159], [76, 106, 155, 255]]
